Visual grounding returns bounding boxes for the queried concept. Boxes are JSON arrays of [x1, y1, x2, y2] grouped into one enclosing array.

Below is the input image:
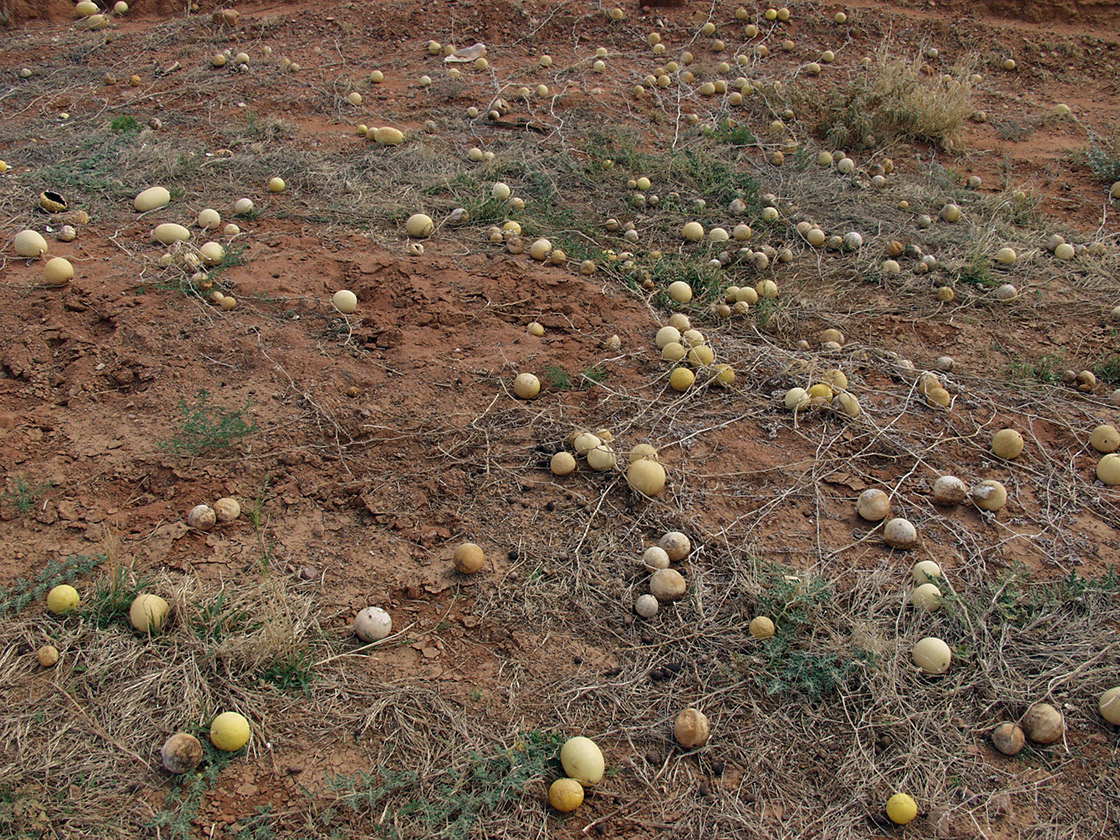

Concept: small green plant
[[259, 651, 314, 693], [1093, 354, 1120, 386], [541, 365, 571, 390], [1, 475, 53, 517], [190, 588, 253, 644], [580, 366, 608, 387], [750, 568, 875, 699], [82, 564, 147, 628], [754, 297, 778, 330], [956, 257, 996, 288], [1006, 349, 1066, 385], [1086, 133, 1120, 183], [160, 390, 256, 457], [328, 730, 564, 839], [109, 115, 141, 134], [0, 555, 104, 616], [710, 119, 757, 146]]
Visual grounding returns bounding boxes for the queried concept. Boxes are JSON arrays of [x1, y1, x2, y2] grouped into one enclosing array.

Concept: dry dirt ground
[[2, 0, 1120, 838]]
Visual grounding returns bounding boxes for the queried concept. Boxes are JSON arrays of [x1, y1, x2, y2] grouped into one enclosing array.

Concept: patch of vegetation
[[1, 475, 53, 517], [940, 565, 1120, 628], [1007, 350, 1066, 385], [752, 569, 876, 700], [0, 555, 104, 617], [109, 115, 141, 134], [81, 564, 148, 628], [1092, 354, 1120, 386], [795, 46, 974, 150], [955, 257, 997, 288], [160, 390, 256, 457], [326, 730, 564, 839], [541, 365, 607, 391], [259, 651, 314, 693], [1086, 133, 1120, 183], [143, 739, 236, 840], [190, 588, 253, 644], [648, 255, 723, 305], [709, 119, 757, 147]]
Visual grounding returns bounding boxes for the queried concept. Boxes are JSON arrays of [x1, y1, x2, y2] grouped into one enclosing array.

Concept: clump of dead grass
[[792, 44, 975, 152]]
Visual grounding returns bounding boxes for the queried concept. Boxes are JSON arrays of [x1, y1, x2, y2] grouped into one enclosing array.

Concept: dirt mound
[[938, 0, 1119, 23]]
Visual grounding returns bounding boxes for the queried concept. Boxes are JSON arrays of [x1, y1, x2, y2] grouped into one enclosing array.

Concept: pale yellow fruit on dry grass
[[650, 568, 686, 602], [911, 583, 941, 611], [973, 479, 1007, 511], [1090, 424, 1119, 453], [37, 644, 59, 667], [550, 451, 576, 476], [153, 223, 190, 245], [749, 616, 775, 639], [674, 708, 710, 748], [268, 177, 286, 193], [856, 489, 890, 521], [373, 127, 405, 145], [992, 428, 1024, 459], [681, 221, 704, 242], [886, 793, 917, 825], [47, 584, 80, 614], [1098, 453, 1120, 485], [199, 242, 225, 266], [560, 736, 604, 785], [405, 214, 434, 237], [669, 367, 695, 391], [129, 593, 170, 632], [912, 637, 951, 674], [210, 712, 251, 751], [913, 560, 942, 585]]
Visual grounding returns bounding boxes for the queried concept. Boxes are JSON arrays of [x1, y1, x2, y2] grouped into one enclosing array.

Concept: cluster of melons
[[633, 532, 691, 618], [548, 736, 605, 812], [654, 315, 735, 392], [917, 370, 952, 409], [1044, 233, 1078, 262], [1091, 424, 1120, 485], [783, 353, 861, 420], [879, 237, 938, 277], [186, 498, 242, 531], [550, 428, 618, 476]]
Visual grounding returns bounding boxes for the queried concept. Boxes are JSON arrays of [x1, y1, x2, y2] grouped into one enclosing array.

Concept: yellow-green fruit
[[405, 214, 434, 237], [912, 637, 952, 675], [668, 281, 693, 303], [681, 221, 704, 242], [47, 584, 80, 615], [549, 778, 584, 812], [332, 290, 358, 314], [973, 479, 1007, 511], [886, 793, 918, 825], [560, 736, 604, 786], [670, 367, 695, 391], [199, 242, 225, 266], [373, 127, 405, 145], [153, 223, 191, 245], [129, 593, 170, 632], [268, 177, 286, 193], [210, 712, 251, 752]]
